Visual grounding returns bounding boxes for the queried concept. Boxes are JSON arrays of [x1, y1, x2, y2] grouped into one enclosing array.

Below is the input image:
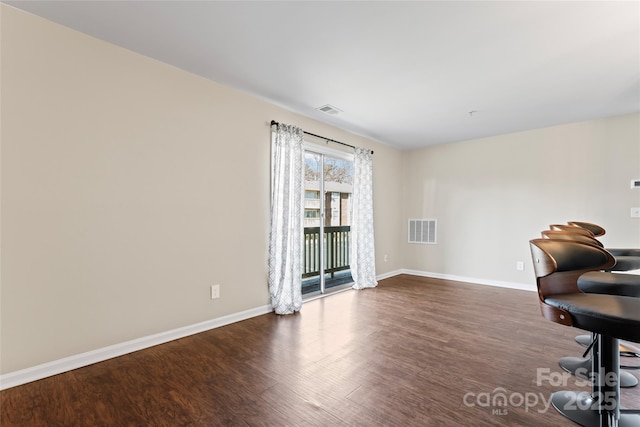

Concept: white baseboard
[[399, 269, 537, 292], [376, 269, 403, 281], [0, 304, 272, 391]]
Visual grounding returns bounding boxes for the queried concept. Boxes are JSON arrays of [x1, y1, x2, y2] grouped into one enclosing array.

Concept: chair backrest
[[549, 224, 594, 236], [568, 221, 606, 237], [540, 229, 604, 247], [529, 238, 616, 326]]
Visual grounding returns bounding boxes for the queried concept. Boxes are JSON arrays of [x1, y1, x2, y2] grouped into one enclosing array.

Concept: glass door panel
[[302, 150, 353, 295]]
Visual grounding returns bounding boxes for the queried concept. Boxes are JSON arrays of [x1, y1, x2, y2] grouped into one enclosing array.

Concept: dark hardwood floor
[[2, 274, 639, 426]]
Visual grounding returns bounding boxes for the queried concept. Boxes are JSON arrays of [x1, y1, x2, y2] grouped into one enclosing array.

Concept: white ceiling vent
[[408, 219, 437, 244], [316, 104, 342, 115]]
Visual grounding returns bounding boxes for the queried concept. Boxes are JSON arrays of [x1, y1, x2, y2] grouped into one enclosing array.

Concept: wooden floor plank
[[2, 274, 639, 426]]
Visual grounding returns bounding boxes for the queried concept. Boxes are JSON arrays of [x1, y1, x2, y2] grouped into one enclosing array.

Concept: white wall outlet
[[210, 284, 220, 299], [631, 207, 640, 218], [383, 254, 388, 262], [516, 261, 525, 271]]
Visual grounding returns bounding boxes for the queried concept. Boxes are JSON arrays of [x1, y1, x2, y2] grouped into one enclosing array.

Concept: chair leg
[[550, 335, 640, 427], [598, 335, 620, 425], [563, 334, 638, 388]]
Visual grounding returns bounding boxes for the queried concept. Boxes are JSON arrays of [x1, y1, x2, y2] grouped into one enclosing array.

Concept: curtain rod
[[270, 120, 373, 154]]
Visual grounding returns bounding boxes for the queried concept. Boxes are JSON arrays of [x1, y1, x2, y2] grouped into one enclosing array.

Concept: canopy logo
[[461, 367, 611, 416]]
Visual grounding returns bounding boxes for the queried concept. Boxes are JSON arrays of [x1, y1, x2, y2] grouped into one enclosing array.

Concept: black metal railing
[[303, 226, 350, 278]]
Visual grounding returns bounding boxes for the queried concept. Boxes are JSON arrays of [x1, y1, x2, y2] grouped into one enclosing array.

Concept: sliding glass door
[[302, 147, 354, 295]]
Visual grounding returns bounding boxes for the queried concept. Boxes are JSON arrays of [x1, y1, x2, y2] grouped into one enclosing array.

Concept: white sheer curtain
[[350, 147, 378, 290], [268, 123, 304, 314]]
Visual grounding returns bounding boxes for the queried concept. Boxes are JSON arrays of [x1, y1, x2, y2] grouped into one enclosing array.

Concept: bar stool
[[541, 229, 640, 387], [566, 221, 640, 270], [530, 238, 640, 426]]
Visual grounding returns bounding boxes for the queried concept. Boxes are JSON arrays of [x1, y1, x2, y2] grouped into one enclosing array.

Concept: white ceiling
[[5, 1, 640, 150]]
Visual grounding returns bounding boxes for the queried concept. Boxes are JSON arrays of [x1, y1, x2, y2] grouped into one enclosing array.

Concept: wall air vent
[[316, 104, 342, 115], [408, 219, 437, 244]]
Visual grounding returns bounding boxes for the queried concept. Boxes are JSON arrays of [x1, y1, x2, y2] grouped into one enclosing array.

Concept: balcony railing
[[303, 226, 350, 278]]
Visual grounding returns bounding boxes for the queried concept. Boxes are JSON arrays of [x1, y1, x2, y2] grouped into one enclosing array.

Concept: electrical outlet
[[631, 208, 640, 218], [210, 284, 220, 299], [383, 254, 388, 262], [516, 261, 525, 271]]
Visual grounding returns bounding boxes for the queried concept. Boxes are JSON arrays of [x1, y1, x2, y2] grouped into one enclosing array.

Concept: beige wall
[[401, 113, 640, 285], [0, 6, 403, 374]]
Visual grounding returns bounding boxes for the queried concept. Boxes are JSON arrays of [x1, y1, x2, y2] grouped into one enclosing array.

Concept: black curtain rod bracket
[[270, 120, 373, 154]]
